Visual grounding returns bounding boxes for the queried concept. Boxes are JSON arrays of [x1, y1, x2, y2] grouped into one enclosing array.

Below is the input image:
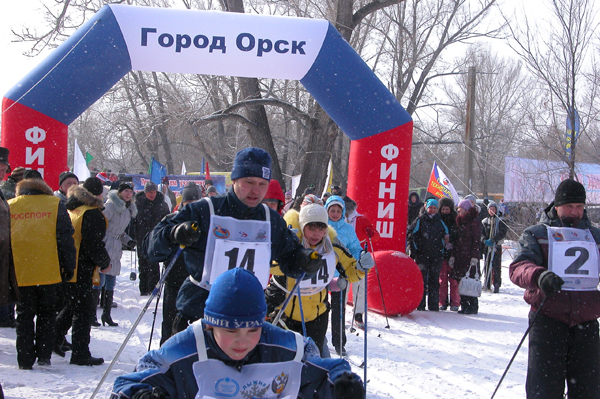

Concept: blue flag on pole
[[566, 108, 580, 161], [150, 157, 167, 184], [201, 157, 205, 175]]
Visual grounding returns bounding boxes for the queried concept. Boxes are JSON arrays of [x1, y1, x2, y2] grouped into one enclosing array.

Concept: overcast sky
[[0, 0, 48, 97]]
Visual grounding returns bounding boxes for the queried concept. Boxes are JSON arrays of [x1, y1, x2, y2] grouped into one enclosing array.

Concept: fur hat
[[181, 182, 201, 203], [59, 171, 79, 187], [204, 268, 267, 329], [299, 203, 328, 232], [83, 177, 104, 196], [23, 169, 43, 180], [0, 147, 10, 173], [206, 185, 218, 195], [144, 181, 158, 193], [438, 197, 455, 213], [9, 166, 26, 182], [554, 179, 586, 206], [230, 147, 271, 181]]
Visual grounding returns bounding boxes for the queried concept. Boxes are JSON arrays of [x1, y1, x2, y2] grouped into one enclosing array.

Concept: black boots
[[101, 290, 118, 327], [91, 289, 101, 327], [70, 355, 104, 366]]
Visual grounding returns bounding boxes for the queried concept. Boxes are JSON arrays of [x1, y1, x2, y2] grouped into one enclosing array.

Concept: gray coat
[[102, 190, 138, 276]]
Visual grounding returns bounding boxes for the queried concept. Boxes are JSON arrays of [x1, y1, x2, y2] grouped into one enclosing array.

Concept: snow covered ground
[[0, 248, 531, 399]]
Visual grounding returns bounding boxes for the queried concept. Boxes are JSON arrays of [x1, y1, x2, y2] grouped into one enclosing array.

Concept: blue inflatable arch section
[[4, 5, 410, 139], [2, 5, 413, 256]]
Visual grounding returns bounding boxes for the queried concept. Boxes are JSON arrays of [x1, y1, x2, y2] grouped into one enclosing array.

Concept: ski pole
[[90, 232, 194, 399], [272, 271, 306, 327], [297, 280, 307, 338], [367, 235, 390, 329], [362, 244, 368, 390], [490, 296, 548, 399], [148, 265, 166, 351]]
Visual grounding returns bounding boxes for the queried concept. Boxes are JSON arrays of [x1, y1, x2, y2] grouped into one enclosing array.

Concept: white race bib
[[547, 226, 600, 291]]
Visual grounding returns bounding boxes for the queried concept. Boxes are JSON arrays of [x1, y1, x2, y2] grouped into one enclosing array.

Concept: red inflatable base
[[348, 250, 423, 316]]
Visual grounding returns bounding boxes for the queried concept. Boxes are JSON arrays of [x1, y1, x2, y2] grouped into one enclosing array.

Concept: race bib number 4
[[211, 240, 271, 288]]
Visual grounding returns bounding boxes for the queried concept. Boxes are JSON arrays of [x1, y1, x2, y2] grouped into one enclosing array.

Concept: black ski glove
[[334, 372, 365, 399], [132, 387, 171, 399], [126, 239, 137, 250], [538, 270, 564, 295], [170, 221, 200, 247], [61, 270, 74, 282], [296, 248, 326, 276]]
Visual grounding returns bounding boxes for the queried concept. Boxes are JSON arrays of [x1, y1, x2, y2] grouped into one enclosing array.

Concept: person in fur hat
[[95, 182, 138, 327], [55, 177, 111, 366], [8, 174, 76, 369], [265, 203, 368, 356]]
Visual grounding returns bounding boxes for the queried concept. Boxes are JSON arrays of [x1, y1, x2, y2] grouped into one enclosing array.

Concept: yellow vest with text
[[9, 194, 62, 287], [68, 205, 107, 283]]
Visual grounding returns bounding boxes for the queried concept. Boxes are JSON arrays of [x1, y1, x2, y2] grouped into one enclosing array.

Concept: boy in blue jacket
[[111, 268, 364, 399]]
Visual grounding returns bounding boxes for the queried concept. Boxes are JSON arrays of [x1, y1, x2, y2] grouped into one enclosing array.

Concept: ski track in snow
[[0, 249, 531, 398]]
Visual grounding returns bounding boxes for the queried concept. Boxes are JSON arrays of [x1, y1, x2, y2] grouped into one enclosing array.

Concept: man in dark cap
[[510, 179, 600, 398], [0, 166, 26, 200], [54, 172, 79, 203], [146, 147, 326, 335], [134, 181, 170, 295]]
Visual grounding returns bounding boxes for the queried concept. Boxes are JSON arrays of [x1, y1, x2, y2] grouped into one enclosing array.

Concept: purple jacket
[[450, 207, 481, 280], [510, 204, 600, 327]]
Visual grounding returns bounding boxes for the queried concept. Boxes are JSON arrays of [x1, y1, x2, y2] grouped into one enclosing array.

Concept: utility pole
[[463, 66, 476, 196]]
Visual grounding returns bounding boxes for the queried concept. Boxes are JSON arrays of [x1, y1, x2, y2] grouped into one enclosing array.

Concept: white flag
[[181, 161, 187, 175], [73, 139, 91, 181]]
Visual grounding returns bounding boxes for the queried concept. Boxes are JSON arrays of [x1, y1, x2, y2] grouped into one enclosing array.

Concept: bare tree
[[443, 44, 533, 196], [503, 0, 598, 179]]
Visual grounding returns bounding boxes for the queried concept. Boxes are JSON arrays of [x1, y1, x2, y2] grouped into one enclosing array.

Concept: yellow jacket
[[269, 209, 364, 322]]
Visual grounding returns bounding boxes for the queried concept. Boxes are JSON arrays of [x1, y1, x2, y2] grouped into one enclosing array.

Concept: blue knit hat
[[204, 268, 267, 329], [426, 198, 439, 209], [230, 147, 271, 181]]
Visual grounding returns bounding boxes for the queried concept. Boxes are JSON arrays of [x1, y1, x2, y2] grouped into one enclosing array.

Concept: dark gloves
[[170, 221, 200, 247], [296, 248, 326, 276], [334, 372, 365, 399], [61, 270, 74, 282], [131, 388, 171, 399], [538, 270, 564, 295], [126, 239, 137, 250]]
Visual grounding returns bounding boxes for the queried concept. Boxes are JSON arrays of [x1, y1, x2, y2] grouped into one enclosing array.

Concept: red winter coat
[[450, 207, 481, 280]]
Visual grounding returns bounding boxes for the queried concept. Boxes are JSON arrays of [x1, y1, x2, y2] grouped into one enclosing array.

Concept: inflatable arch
[[1, 4, 413, 254]]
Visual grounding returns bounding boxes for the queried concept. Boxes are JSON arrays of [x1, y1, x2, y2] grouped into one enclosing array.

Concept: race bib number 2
[[550, 240, 599, 291]]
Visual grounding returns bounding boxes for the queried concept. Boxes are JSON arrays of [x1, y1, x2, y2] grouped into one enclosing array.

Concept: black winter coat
[[407, 192, 423, 227], [407, 213, 448, 263], [451, 207, 481, 280], [134, 191, 170, 249], [65, 186, 111, 281]]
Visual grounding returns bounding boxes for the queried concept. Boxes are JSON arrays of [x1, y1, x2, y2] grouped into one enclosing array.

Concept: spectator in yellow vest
[[56, 177, 111, 366], [9, 174, 76, 369]]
